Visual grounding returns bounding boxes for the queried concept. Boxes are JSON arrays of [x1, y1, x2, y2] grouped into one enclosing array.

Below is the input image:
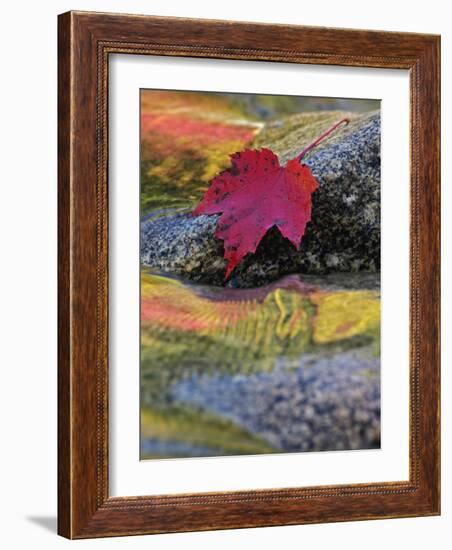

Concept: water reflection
[[140, 270, 380, 458]]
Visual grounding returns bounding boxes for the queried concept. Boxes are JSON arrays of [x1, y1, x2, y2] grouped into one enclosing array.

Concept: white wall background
[[0, 1, 449, 548]]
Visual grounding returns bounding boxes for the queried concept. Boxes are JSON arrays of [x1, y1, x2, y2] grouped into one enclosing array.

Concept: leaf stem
[[296, 117, 350, 162]]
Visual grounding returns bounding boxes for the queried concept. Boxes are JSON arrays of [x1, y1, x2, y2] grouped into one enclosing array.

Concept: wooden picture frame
[[58, 10, 440, 539]]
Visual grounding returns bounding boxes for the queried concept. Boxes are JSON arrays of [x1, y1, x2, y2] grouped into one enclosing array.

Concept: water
[[139, 90, 381, 459], [140, 270, 380, 459]]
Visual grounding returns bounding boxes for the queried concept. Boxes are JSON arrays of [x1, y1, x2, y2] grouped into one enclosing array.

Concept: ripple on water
[[140, 271, 381, 457]]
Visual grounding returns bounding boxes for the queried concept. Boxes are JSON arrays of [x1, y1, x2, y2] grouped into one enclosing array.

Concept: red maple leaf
[[193, 118, 348, 279]]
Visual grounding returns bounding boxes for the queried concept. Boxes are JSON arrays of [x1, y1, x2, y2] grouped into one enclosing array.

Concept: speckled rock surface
[[141, 110, 380, 287], [170, 348, 380, 452]]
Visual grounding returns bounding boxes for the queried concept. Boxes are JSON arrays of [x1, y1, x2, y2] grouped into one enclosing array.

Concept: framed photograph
[[58, 11, 440, 538]]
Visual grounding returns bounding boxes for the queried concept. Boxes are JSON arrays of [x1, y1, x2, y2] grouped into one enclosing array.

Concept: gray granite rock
[[170, 348, 380, 453], [141, 111, 380, 287]]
